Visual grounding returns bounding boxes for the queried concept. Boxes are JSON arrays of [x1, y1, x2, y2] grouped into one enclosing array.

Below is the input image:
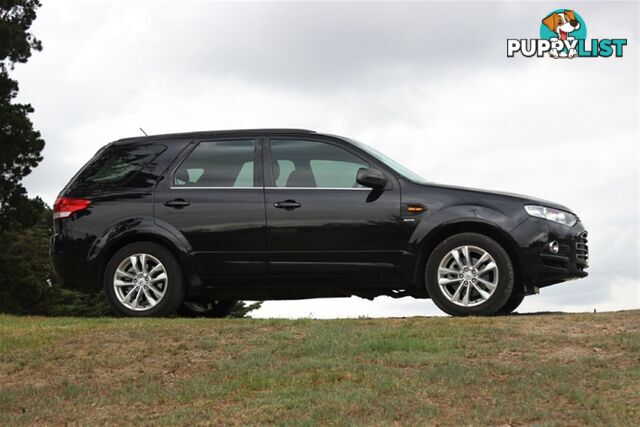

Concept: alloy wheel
[[437, 245, 499, 307], [113, 253, 168, 311]]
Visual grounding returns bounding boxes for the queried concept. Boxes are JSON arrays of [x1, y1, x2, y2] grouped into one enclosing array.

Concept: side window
[[174, 140, 256, 188], [71, 143, 166, 191], [270, 140, 369, 188]]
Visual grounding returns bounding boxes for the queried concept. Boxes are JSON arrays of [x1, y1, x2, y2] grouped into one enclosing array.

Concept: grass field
[[0, 310, 638, 426]]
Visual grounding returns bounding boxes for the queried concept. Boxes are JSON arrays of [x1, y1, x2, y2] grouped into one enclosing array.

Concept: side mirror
[[356, 168, 388, 189]]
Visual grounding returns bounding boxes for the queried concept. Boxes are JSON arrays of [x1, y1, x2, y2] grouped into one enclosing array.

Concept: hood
[[424, 183, 574, 213]]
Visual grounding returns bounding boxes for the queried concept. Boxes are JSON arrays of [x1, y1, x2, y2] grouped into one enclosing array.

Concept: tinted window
[[271, 140, 368, 188], [174, 140, 256, 187], [73, 144, 166, 190]]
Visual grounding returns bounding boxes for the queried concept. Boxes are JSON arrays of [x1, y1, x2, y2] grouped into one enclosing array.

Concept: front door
[[264, 137, 401, 286], [154, 138, 267, 282]]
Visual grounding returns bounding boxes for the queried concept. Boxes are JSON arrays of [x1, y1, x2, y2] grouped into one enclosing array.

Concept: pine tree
[[0, 0, 45, 230]]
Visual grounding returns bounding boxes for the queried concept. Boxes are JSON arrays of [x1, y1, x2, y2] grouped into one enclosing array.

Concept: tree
[[0, 198, 112, 316], [228, 301, 263, 318], [0, 199, 53, 313], [0, 0, 45, 230]]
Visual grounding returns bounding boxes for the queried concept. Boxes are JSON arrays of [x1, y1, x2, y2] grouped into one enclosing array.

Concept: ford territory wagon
[[50, 129, 589, 317]]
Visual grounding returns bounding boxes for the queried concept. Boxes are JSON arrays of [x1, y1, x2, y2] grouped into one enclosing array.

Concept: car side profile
[[50, 129, 589, 317]]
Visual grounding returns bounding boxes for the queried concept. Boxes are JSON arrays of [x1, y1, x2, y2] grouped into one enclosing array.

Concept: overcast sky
[[13, 1, 639, 317]]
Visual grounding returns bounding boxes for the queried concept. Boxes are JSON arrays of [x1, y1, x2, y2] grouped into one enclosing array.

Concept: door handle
[[164, 199, 190, 208], [274, 200, 301, 210]]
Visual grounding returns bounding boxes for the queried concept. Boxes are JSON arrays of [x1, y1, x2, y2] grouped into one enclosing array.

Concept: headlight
[[525, 205, 577, 227]]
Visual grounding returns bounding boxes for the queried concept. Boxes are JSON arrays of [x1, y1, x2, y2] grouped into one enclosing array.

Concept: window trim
[[266, 187, 370, 191], [169, 186, 259, 190], [169, 138, 261, 189]]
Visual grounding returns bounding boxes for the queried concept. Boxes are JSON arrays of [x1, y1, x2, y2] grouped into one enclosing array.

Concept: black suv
[[51, 129, 588, 317]]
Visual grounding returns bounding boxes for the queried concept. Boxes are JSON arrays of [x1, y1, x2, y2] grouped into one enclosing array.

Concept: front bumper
[[511, 217, 589, 291]]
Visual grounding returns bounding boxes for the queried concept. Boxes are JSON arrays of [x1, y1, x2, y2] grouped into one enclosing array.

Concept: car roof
[[112, 128, 318, 145]]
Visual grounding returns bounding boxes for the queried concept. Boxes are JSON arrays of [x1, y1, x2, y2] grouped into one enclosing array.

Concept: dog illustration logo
[[507, 8, 626, 59], [542, 10, 581, 41], [541, 9, 584, 58]]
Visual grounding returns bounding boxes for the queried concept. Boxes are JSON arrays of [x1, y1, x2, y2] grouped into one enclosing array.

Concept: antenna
[[139, 128, 148, 136]]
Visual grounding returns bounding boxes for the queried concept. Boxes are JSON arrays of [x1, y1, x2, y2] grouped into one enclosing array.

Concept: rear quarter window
[[69, 144, 166, 192]]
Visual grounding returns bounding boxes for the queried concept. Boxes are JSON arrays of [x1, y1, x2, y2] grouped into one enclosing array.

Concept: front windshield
[[348, 138, 429, 184]]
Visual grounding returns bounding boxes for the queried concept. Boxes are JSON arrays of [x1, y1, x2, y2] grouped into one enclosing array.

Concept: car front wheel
[[426, 233, 514, 316], [104, 242, 185, 317]]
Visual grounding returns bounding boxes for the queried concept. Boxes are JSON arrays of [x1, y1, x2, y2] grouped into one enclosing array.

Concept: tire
[[179, 300, 238, 318], [104, 242, 185, 317], [425, 233, 514, 316], [496, 292, 525, 315]]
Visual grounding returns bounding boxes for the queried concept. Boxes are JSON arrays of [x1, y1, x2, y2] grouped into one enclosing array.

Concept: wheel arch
[[88, 218, 201, 291], [415, 220, 523, 295]]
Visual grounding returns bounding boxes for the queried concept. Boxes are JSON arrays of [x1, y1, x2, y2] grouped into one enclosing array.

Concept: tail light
[[53, 197, 91, 219]]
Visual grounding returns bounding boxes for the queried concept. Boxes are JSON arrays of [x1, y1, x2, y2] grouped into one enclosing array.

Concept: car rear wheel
[[104, 242, 185, 317], [179, 300, 238, 318], [426, 233, 514, 316]]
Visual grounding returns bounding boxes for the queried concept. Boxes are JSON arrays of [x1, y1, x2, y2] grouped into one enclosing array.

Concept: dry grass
[[1, 310, 639, 426]]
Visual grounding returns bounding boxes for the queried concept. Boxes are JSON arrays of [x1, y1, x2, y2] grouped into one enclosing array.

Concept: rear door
[[154, 138, 267, 281], [264, 137, 401, 285]]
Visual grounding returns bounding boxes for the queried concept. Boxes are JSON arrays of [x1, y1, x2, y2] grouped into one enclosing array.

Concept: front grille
[[576, 231, 589, 267]]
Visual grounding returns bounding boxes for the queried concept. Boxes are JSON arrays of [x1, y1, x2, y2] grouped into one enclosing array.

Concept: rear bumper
[[511, 218, 589, 291], [50, 233, 100, 291]]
